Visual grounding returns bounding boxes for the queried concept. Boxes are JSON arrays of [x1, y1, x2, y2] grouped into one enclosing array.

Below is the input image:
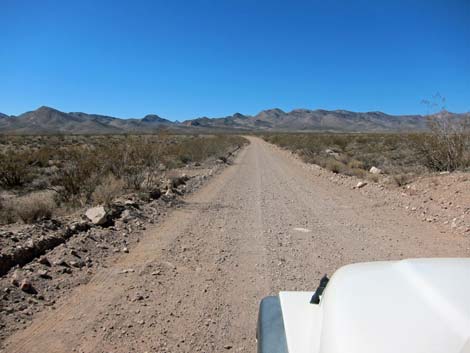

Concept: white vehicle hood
[[280, 258, 470, 353]]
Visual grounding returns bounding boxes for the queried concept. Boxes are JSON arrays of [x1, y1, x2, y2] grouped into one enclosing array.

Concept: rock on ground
[[369, 166, 382, 174], [85, 206, 108, 225]]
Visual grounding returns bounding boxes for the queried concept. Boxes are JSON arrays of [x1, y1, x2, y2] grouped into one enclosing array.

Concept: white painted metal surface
[[279, 258, 470, 353], [279, 291, 318, 353]]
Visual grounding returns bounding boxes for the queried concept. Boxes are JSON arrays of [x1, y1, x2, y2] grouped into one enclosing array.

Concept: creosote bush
[[412, 112, 470, 172], [52, 148, 101, 204], [0, 153, 31, 189], [262, 131, 467, 183], [0, 134, 247, 222]]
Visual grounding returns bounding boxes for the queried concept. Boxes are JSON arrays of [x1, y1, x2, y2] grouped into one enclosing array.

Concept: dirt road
[[3, 137, 469, 353]]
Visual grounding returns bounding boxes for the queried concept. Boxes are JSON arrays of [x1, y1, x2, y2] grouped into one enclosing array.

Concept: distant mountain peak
[[333, 109, 354, 114], [142, 114, 166, 123], [265, 108, 286, 114], [232, 112, 248, 119], [291, 108, 312, 114], [255, 108, 286, 120], [36, 106, 59, 113]]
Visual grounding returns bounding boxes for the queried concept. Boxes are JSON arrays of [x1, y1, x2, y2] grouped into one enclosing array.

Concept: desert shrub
[[392, 174, 413, 187], [117, 139, 160, 190], [121, 166, 147, 190], [263, 131, 466, 178], [179, 154, 192, 164], [52, 148, 101, 204], [174, 135, 244, 164], [305, 155, 327, 168], [412, 113, 470, 171], [325, 160, 346, 174], [299, 149, 319, 164], [367, 173, 380, 183], [29, 147, 57, 168], [0, 197, 16, 224], [350, 168, 367, 178], [348, 159, 365, 169], [0, 134, 247, 212], [9, 192, 56, 223], [91, 174, 126, 205], [329, 135, 349, 151], [335, 153, 350, 165], [0, 153, 31, 189]]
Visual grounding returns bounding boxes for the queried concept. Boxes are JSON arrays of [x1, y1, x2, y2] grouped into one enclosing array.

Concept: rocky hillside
[[1, 106, 468, 134], [0, 106, 179, 134], [184, 108, 432, 132]]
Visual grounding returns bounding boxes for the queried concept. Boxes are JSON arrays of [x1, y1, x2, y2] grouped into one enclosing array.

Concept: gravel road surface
[[3, 137, 469, 353]]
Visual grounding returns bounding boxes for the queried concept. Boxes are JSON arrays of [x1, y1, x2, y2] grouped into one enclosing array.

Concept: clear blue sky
[[1, 0, 469, 120]]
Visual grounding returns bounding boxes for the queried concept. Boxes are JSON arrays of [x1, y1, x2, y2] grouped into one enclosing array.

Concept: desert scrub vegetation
[[263, 128, 470, 184], [0, 152, 32, 188], [0, 134, 246, 224], [412, 111, 470, 172], [263, 133, 424, 174]]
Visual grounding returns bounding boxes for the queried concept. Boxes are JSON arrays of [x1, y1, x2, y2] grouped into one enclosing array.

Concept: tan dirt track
[[2, 137, 469, 353]]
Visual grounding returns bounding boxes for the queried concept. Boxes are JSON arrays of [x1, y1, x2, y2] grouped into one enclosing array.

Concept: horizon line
[[2, 105, 469, 122]]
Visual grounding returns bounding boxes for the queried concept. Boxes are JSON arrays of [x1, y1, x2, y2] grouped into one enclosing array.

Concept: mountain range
[[0, 106, 468, 134]]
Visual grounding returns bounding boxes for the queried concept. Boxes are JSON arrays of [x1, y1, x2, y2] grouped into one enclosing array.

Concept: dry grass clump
[[91, 174, 126, 206], [0, 197, 16, 224], [0, 192, 56, 224], [347, 159, 365, 169], [325, 160, 345, 174], [392, 174, 413, 187]]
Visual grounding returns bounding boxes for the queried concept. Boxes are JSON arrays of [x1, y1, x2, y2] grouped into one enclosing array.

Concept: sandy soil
[[2, 137, 469, 353]]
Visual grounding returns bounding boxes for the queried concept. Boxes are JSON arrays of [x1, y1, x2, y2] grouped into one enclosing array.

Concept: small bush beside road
[[413, 111, 470, 172]]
